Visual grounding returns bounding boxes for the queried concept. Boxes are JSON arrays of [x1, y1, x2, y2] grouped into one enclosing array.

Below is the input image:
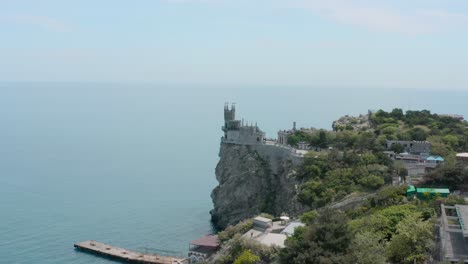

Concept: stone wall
[[386, 140, 431, 154], [225, 126, 264, 145]]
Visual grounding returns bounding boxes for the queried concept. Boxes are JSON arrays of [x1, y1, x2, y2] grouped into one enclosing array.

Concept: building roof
[[258, 233, 287, 248], [440, 204, 468, 261], [395, 154, 420, 161], [426, 156, 444, 161], [281, 222, 305, 236], [456, 153, 468, 158], [416, 188, 450, 194], [254, 216, 272, 223], [190, 235, 219, 248], [387, 140, 430, 144], [455, 205, 468, 238]]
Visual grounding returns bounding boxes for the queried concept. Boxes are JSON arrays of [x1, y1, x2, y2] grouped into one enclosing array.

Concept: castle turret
[[223, 103, 240, 135], [224, 102, 235, 123], [278, 122, 297, 145], [222, 103, 265, 145]]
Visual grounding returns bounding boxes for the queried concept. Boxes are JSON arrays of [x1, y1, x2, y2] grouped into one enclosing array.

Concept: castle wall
[[221, 139, 304, 167], [250, 144, 303, 169], [226, 130, 240, 142], [386, 140, 431, 154], [278, 131, 290, 145], [239, 127, 264, 144], [224, 126, 264, 145]]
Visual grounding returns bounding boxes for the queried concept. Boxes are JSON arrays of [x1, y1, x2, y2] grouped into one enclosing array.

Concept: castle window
[[257, 137, 260, 142]]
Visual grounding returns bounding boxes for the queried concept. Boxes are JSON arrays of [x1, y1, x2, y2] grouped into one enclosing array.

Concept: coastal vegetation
[[211, 109, 468, 263], [214, 186, 466, 264], [289, 109, 468, 193], [281, 188, 468, 264], [423, 160, 468, 187], [218, 219, 253, 243], [290, 109, 468, 155], [296, 150, 391, 207]]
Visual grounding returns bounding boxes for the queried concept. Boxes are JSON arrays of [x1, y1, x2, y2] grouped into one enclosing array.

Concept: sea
[[0, 83, 467, 263]]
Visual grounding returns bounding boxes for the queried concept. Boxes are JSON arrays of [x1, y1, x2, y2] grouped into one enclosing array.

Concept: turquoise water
[[0, 83, 467, 263]]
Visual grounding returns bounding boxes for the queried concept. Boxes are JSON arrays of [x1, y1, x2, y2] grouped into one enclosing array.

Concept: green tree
[[349, 213, 390, 238], [218, 220, 254, 243], [424, 162, 466, 187], [288, 131, 311, 147], [381, 126, 399, 136], [429, 139, 454, 157], [387, 214, 435, 264], [390, 143, 405, 153], [310, 209, 352, 253], [359, 174, 384, 189], [393, 161, 408, 178], [442, 134, 459, 148], [390, 108, 404, 120], [408, 127, 428, 141], [356, 132, 376, 150], [279, 210, 352, 264], [438, 194, 467, 206], [397, 131, 412, 141], [300, 210, 319, 225], [318, 130, 328, 148], [233, 249, 260, 264], [361, 153, 378, 165], [349, 204, 417, 240], [298, 180, 323, 205], [349, 231, 386, 264], [369, 185, 406, 207]]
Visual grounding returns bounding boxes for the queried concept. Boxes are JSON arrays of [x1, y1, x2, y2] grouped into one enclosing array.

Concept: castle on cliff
[[221, 103, 305, 152], [222, 103, 265, 144]]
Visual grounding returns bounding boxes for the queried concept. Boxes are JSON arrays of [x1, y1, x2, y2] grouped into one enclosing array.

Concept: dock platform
[[74, 240, 187, 264]]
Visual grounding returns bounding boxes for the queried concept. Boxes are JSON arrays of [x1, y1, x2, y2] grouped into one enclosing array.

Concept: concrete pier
[[74, 240, 187, 264]]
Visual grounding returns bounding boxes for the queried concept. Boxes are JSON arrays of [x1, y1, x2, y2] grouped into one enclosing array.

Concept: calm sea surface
[[0, 83, 467, 263]]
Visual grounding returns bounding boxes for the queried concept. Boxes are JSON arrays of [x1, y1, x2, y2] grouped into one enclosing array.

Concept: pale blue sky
[[1, 0, 468, 90]]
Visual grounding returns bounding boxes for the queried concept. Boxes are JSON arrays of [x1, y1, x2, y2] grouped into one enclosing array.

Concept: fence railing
[[221, 137, 306, 157]]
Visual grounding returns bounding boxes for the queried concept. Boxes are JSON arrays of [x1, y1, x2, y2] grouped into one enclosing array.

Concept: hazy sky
[[1, 0, 468, 90]]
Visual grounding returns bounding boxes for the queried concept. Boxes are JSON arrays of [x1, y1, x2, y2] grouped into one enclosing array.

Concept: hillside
[[208, 108, 468, 264]]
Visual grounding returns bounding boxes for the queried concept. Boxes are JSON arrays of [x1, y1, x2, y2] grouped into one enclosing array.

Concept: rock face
[[210, 143, 308, 230]]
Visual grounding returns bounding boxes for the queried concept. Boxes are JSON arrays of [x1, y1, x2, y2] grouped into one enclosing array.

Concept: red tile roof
[[190, 235, 219, 248]]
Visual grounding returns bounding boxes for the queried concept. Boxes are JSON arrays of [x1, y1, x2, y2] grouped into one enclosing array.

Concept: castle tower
[[221, 103, 265, 145], [224, 103, 235, 122], [222, 103, 241, 140]]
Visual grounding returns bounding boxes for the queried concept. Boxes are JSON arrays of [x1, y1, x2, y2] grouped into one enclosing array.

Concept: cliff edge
[[210, 143, 307, 230]]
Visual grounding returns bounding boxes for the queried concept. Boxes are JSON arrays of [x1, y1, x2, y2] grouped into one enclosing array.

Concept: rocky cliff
[[210, 143, 308, 230]]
